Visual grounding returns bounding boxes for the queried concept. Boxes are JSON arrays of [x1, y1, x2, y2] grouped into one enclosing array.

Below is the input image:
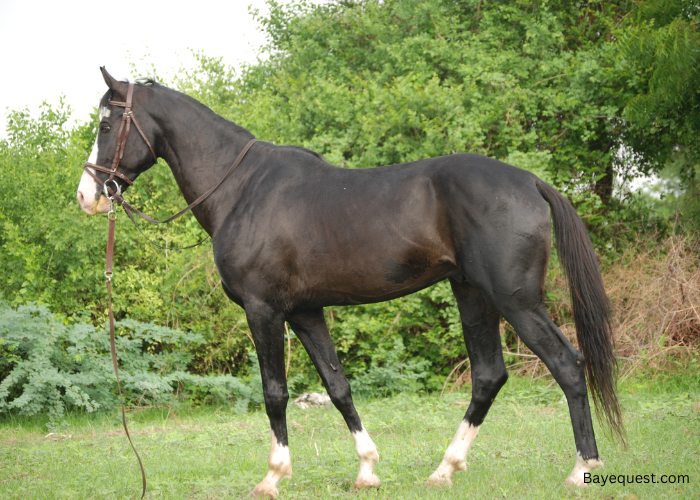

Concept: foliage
[[0, 101, 104, 319], [618, 0, 700, 220], [1, 0, 698, 412], [347, 336, 431, 397], [620, 0, 700, 165], [0, 302, 262, 429]]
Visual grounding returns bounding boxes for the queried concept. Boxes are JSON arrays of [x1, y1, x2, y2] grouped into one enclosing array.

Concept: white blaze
[[88, 106, 108, 164], [87, 135, 99, 164], [427, 420, 480, 486], [353, 427, 380, 488], [249, 432, 292, 499], [77, 107, 110, 215]]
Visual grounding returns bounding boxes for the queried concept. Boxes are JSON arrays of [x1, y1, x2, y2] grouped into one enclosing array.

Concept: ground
[[1, 376, 698, 499]]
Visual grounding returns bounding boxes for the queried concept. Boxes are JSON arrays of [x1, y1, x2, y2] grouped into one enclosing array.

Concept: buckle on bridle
[[123, 111, 132, 119]]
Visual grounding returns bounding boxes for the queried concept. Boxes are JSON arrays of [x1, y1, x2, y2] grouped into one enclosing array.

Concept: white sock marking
[[250, 432, 292, 498], [566, 451, 603, 487], [428, 420, 480, 486], [352, 427, 380, 488]]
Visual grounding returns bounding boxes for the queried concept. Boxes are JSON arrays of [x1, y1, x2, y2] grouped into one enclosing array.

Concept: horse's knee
[[328, 378, 353, 409]]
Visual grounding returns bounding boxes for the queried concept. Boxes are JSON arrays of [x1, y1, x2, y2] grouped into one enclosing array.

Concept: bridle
[[84, 83, 257, 238], [84, 82, 156, 196], [83, 82, 256, 499]]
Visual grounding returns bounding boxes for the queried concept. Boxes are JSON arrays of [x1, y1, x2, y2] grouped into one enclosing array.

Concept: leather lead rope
[[87, 82, 257, 498], [105, 213, 147, 499]]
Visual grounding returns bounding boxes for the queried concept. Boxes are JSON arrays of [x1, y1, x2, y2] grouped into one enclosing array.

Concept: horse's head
[[77, 67, 158, 215]]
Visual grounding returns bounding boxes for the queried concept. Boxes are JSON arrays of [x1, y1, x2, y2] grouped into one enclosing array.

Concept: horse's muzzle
[[77, 168, 111, 215]]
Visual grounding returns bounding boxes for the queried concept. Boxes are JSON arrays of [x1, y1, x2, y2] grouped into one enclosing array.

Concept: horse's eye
[[101, 124, 111, 133]]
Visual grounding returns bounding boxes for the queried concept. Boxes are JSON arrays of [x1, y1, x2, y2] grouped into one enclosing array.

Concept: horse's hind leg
[[494, 300, 603, 486], [427, 280, 508, 487], [287, 308, 380, 489]]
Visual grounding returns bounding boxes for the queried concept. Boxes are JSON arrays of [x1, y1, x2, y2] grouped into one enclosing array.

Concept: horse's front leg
[[245, 299, 291, 499], [288, 308, 380, 489]]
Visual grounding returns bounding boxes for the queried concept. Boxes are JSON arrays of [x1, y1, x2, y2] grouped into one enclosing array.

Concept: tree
[[618, 0, 700, 219], [182, 0, 642, 222]]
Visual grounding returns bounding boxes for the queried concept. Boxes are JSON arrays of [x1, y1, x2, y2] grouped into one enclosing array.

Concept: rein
[[84, 83, 256, 499]]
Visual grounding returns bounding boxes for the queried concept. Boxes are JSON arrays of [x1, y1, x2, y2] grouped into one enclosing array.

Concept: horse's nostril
[[77, 190, 85, 205]]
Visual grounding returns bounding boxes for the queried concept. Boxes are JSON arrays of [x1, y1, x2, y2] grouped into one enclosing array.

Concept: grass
[[1, 375, 699, 499]]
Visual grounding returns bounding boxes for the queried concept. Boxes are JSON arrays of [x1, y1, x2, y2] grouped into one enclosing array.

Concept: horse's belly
[[297, 243, 459, 305]]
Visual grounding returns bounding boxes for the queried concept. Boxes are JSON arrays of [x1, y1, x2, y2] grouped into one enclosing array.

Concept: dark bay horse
[[77, 68, 622, 497]]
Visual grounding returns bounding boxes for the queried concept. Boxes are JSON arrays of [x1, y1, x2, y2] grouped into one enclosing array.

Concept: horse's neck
[[157, 99, 255, 234]]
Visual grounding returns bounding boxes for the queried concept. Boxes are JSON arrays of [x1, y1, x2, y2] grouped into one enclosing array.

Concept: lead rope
[[105, 191, 147, 500], [96, 138, 258, 499]]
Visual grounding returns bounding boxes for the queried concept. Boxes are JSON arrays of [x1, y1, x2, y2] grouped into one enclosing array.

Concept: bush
[[0, 302, 262, 429], [348, 337, 431, 397]]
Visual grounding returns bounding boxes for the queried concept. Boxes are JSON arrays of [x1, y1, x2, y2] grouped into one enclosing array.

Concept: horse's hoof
[[425, 475, 453, 488], [566, 455, 603, 487], [354, 473, 380, 489], [247, 485, 278, 499], [565, 476, 588, 488]]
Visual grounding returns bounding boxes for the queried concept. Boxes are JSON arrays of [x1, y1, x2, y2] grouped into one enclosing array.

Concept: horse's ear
[[100, 66, 127, 99]]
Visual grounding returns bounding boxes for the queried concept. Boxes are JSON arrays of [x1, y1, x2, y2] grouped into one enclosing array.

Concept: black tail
[[536, 181, 625, 443]]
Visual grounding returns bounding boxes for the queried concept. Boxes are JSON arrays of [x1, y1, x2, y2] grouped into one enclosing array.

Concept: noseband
[[83, 82, 256, 499]]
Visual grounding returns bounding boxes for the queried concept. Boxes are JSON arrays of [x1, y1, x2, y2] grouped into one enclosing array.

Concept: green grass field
[[1, 375, 698, 499]]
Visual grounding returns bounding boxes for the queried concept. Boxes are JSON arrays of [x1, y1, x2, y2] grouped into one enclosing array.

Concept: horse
[[77, 67, 623, 498]]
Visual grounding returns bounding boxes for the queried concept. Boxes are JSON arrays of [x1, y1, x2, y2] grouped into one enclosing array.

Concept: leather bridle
[[84, 83, 156, 191], [84, 82, 257, 231], [83, 82, 257, 499]]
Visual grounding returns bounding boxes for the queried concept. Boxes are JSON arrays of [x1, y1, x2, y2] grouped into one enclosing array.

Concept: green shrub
[[349, 337, 431, 397], [0, 302, 262, 429]]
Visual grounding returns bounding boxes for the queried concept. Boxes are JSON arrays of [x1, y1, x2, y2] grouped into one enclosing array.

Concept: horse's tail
[[536, 180, 625, 443]]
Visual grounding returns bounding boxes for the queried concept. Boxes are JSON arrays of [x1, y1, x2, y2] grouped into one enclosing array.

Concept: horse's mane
[[98, 76, 254, 139]]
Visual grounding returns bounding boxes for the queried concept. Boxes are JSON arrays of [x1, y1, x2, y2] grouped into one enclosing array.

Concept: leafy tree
[[184, 0, 644, 219], [618, 0, 700, 219]]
